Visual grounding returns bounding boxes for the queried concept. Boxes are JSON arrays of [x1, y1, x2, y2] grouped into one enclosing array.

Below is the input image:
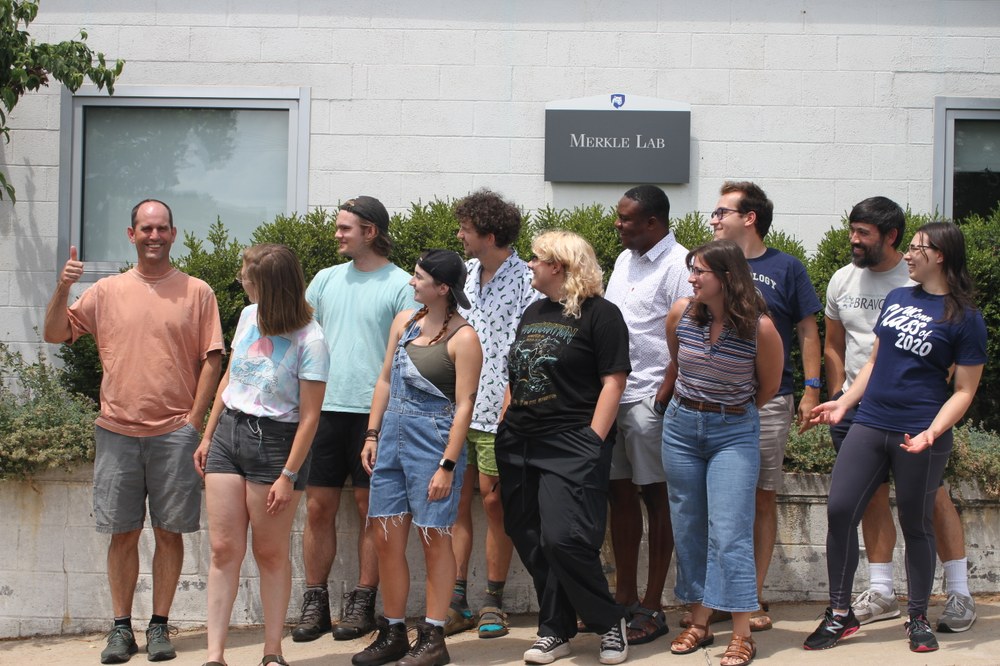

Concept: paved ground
[[2, 599, 997, 665]]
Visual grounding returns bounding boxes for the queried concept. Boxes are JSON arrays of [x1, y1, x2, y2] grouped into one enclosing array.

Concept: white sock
[[425, 617, 445, 627], [385, 617, 405, 626], [943, 558, 970, 596], [868, 562, 894, 597]]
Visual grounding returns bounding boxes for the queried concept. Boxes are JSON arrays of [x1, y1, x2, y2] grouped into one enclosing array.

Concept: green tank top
[[404, 324, 469, 402]]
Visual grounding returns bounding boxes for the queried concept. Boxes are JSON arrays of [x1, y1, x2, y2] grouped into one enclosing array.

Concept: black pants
[[495, 424, 624, 638], [826, 422, 952, 616]]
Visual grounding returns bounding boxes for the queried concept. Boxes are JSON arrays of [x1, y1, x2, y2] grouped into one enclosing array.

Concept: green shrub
[[0, 341, 98, 480], [947, 423, 1000, 498], [671, 211, 713, 250], [389, 199, 465, 273], [784, 425, 837, 474], [251, 208, 342, 282], [529, 203, 622, 279]]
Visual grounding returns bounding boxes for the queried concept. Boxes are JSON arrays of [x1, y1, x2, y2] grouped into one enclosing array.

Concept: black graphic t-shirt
[[504, 296, 631, 436]]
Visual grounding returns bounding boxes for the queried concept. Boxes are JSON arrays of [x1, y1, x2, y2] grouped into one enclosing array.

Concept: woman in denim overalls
[[354, 250, 483, 666]]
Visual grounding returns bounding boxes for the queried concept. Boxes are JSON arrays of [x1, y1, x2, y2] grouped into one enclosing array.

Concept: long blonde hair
[[532, 230, 603, 318]]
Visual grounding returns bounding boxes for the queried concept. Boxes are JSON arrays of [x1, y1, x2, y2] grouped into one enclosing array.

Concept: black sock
[[149, 614, 168, 626], [484, 580, 505, 609], [113, 616, 132, 629], [450, 579, 469, 611]]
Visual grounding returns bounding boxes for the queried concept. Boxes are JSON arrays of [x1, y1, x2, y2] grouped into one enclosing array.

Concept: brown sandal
[[721, 634, 756, 666], [679, 606, 731, 628], [669, 623, 714, 655], [749, 602, 772, 632]]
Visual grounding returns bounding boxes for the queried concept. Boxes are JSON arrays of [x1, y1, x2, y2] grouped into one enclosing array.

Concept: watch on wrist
[[438, 457, 456, 472], [804, 377, 822, 389], [281, 467, 299, 483]]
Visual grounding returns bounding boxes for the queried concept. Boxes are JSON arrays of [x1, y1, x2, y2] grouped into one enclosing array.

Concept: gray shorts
[[93, 423, 203, 534], [757, 393, 794, 492], [610, 395, 666, 486]]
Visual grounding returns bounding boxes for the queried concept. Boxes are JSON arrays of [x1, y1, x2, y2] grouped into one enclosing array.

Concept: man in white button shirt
[[604, 185, 692, 645]]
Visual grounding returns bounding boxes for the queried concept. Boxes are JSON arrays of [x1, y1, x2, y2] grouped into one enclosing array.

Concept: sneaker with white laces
[[523, 636, 571, 664], [850, 588, 901, 625], [936, 592, 977, 633], [599, 617, 628, 665]]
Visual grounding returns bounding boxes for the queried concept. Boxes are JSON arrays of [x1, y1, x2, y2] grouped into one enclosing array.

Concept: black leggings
[[826, 422, 952, 616]]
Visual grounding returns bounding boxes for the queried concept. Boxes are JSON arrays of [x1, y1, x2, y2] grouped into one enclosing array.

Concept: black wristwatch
[[438, 457, 456, 472]]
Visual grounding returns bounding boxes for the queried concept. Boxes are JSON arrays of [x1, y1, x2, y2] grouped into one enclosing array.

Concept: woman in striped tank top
[[654, 240, 783, 666]]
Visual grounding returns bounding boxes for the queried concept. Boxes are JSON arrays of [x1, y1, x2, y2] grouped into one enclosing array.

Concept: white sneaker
[[937, 592, 977, 633], [523, 636, 571, 664], [599, 617, 628, 665], [851, 588, 900, 625]]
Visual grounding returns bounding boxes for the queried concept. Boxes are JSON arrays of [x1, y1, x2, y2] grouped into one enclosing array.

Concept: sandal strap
[[671, 623, 711, 651], [724, 634, 756, 661]]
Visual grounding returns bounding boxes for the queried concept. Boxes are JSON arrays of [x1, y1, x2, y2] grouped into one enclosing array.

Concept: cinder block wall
[[3, 1, 999, 354], [2, 467, 998, 638]]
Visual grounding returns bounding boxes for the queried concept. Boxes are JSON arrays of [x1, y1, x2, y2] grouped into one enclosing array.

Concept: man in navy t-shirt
[[710, 181, 822, 631]]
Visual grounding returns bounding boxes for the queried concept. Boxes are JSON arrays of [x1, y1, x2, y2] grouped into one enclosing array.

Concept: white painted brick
[[310, 99, 330, 134], [801, 2, 878, 35], [438, 138, 511, 173], [298, 0, 373, 29], [19, 524, 65, 573], [878, 0, 1000, 38], [730, 70, 801, 106], [908, 36, 985, 73], [835, 179, 911, 216], [310, 134, 368, 171], [872, 144, 934, 181], [328, 99, 401, 135], [118, 26, 191, 62], [189, 27, 262, 62], [0, 572, 68, 618], [908, 108, 934, 145], [838, 35, 911, 71], [510, 138, 544, 175], [325, 172, 403, 206], [693, 140, 729, 181], [226, 4, 300, 29], [404, 29, 475, 65], [0, 272, 11, 307], [727, 143, 804, 179], [798, 143, 874, 181], [765, 35, 838, 71], [761, 107, 836, 143], [546, 31, 619, 67], [260, 28, 334, 64], [36, 0, 155, 26], [366, 136, 441, 172], [692, 106, 763, 142], [511, 66, 587, 102], [400, 173, 475, 203], [400, 101, 474, 136], [153, 2, 227, 27], [691, 34, 765, 70], [5, 93, 59, 131], [618, 32, 692, 68], [474, 30, 548, 66], [801, 71, 874, 107], [658, 69, 730, 106], [987, 38, 1000, 73], [907, 182, 934, 214], [474, 101, 543, 139], [585, 69, 659, 99], [733, 0, 810, 34], [471, 174, 546, 207], [890, 72, 1000, 107], [363, 65, 441, 100], [835, 107, 908, 145], [332, 29, 405, 65], [8, 130, 60, 168], [439, 66, 512, 101], [770, 178, 837, 215]]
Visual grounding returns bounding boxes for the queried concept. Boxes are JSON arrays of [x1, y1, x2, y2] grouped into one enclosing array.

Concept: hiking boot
[[851, 588, 900, 625], [937, 591, 977, 633], [144, 623, 177, 661], [523, 636, 571, 664], [397, 621, 449, 666], [803, 607, 860, 650], [352, 617, 409, 666], [598, 617, 628, 665], [334, 587, 377, 640], [905, 614, 939, 652], [100, 625, 139, 664], [291, 587, 332, 642]]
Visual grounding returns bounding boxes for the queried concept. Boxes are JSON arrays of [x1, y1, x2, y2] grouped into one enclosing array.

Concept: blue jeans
[[661, 397, 760, 612]]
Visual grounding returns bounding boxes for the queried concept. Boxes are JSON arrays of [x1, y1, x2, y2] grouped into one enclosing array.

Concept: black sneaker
[[100, 625, 139, 664], [144, 623, 177, 661], [599, 617, 628, 664], [523, 636, 571, 664], [292, 587, 332, 642], [803, 607, 860, 650], [905, 614, 939, 652], [334, 587, 377, 640]]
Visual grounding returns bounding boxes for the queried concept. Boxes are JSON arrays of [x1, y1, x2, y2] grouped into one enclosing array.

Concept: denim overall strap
[[389, 320, 453, 414]]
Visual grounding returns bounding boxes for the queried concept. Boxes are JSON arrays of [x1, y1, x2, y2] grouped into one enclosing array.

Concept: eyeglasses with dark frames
[[709, 207, 741, 221]]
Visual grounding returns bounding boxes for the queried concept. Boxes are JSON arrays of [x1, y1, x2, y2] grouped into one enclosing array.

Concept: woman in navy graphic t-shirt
[[805, 222, 987, 654]]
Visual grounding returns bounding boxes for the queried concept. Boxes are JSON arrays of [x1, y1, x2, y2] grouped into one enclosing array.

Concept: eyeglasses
[[907, 243, 937, 253], [689, 266, 715, 277], [709, 207, 741, 221]]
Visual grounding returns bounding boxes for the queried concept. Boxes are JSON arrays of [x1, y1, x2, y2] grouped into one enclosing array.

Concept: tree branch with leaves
[[1, 0, 124, 201]]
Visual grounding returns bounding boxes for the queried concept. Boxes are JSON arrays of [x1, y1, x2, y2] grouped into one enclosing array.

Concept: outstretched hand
[[900, 431, 935, 454], [809, 400, 847, 427]]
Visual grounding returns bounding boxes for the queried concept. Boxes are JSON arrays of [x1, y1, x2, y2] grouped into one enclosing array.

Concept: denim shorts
[[205, 408, 310, 491], [93, 423, 202, 534]]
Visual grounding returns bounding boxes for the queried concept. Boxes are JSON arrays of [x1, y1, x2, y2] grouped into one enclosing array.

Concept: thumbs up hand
[[60, 246, 84, 287]]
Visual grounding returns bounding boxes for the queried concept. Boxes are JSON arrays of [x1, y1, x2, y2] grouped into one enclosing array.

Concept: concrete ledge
[[2, 468, 997, 637]]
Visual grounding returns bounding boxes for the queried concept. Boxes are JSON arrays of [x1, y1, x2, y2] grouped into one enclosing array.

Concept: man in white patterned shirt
[[447, 189, 541, 639], [605, 185, 692, 645]]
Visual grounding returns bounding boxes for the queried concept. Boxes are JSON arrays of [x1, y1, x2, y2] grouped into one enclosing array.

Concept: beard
[[851, 243, 884, 268]]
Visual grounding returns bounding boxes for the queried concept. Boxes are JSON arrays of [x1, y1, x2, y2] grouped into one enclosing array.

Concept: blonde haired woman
[[496, 230, 632, 665]]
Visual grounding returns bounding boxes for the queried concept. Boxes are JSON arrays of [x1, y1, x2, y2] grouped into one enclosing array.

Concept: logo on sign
[[610, 94, 625, 109]]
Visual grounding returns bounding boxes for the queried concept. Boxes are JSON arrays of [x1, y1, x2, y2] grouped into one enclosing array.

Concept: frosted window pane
[[82, 107, 289, 262]]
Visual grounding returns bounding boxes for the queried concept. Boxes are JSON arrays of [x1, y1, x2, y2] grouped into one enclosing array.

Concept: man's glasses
[[709, 207, 741, 221]]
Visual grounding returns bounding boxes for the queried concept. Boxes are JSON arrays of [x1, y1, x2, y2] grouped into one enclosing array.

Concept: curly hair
[[532, 230, 603, 319], [686, 240, 768, 339], [453, 189, 523, 248]]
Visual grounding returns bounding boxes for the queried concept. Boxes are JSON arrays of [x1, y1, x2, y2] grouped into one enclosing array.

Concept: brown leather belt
[[678, 397, 750, 415]]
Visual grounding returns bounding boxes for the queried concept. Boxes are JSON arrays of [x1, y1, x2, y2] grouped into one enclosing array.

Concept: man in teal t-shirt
[[292, 196, 415, 643]]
